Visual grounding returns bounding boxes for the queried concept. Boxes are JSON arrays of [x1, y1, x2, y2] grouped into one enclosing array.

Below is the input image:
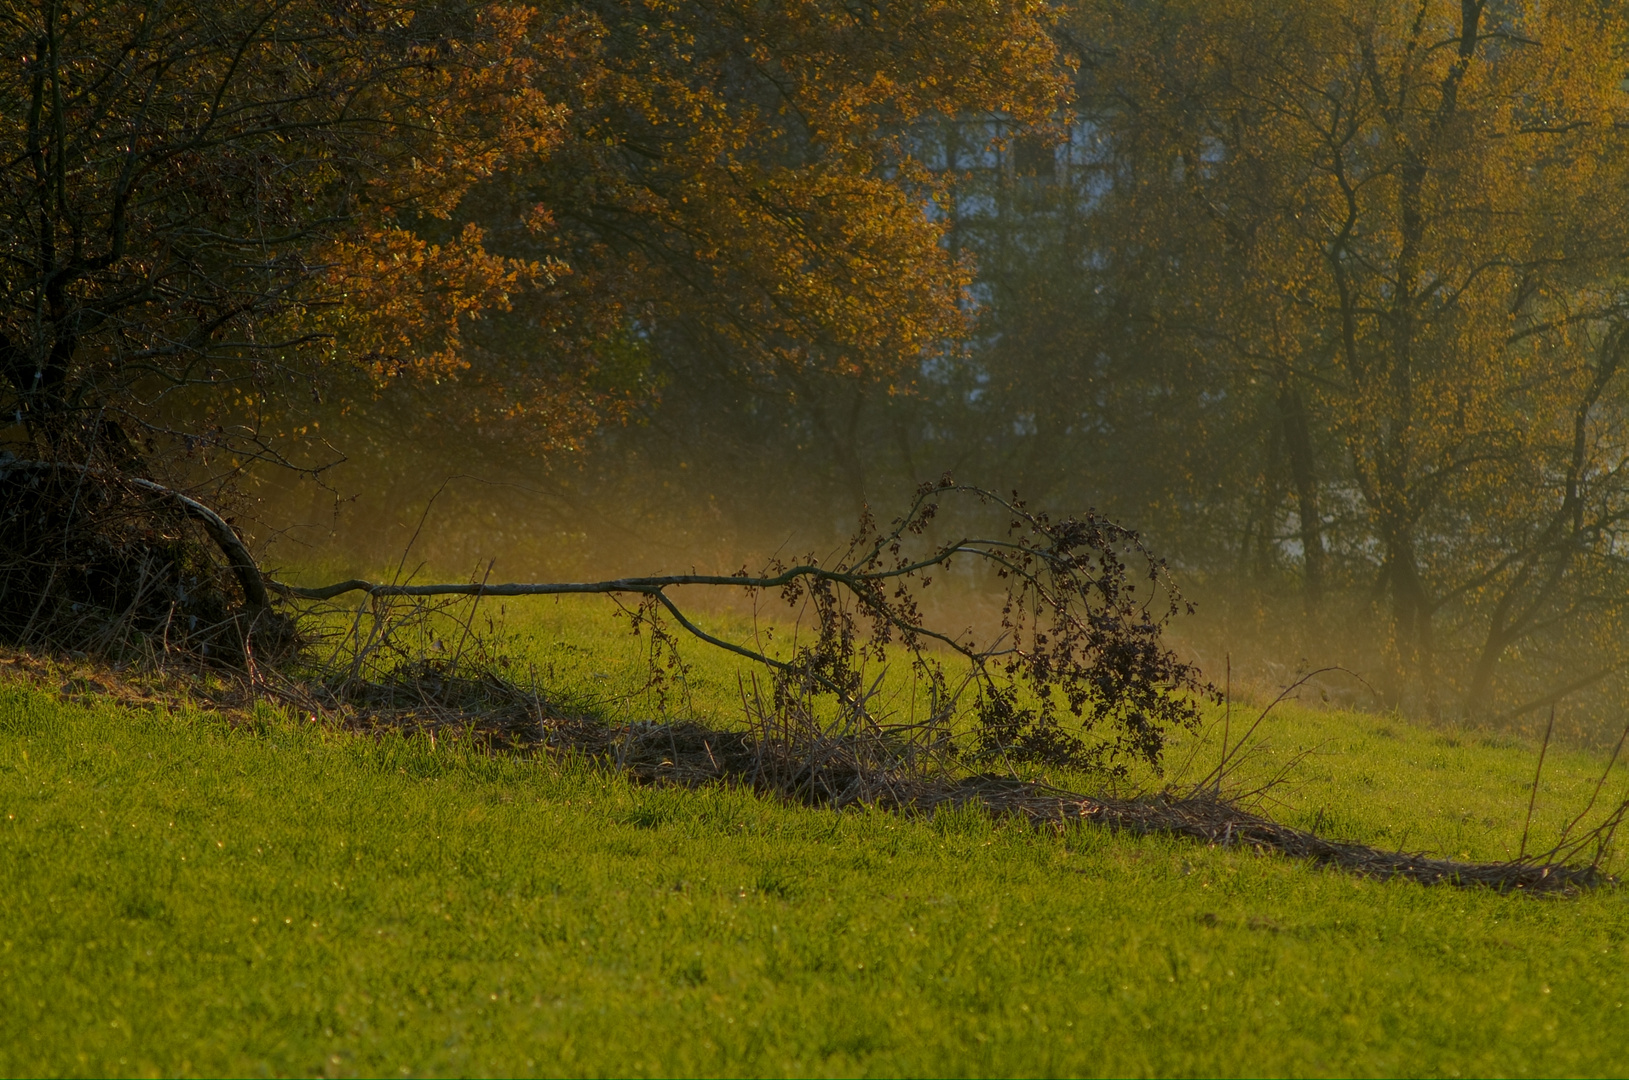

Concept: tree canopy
[[0, 0, 1067, 472]]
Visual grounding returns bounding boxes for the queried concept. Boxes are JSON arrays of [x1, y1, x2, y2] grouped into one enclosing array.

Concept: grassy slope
[[2, 597, 1628, 1078]]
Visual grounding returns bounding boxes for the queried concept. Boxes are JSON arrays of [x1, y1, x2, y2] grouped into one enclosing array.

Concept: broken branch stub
[[0, 459, 284, 660]]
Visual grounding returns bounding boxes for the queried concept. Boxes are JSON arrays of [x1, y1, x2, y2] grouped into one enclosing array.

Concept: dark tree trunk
[[1279, 383, 1323, 613]]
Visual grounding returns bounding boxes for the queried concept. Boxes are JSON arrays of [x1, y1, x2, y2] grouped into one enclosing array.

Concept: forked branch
[[274, 479, 1212, 775]]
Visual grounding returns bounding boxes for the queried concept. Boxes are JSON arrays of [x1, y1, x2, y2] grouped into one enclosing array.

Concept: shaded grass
[[499, 598, 1627, 865], [2, 598, 1629, 1076]]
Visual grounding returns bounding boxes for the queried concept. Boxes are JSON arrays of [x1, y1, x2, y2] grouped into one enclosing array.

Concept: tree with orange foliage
[[348, 0, 1072, 465], [0, 0, 561, 466], [0, 0, 1065, 650]]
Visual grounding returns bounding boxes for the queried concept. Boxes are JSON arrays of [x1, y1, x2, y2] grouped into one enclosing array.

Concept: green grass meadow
[[4, 597, 1629, 1077]]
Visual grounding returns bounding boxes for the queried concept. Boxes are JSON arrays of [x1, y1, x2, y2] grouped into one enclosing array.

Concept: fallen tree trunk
[[10, 469, 1609, 893], [403, 704, 1613, 895], [966, 780, 1610, 893], [554, 717, 1613, 894]]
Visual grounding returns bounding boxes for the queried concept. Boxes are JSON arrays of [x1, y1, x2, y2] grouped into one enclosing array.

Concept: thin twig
[[1545, 716, 1629, 862], [1519, 705, 1556, 861], [450, 559, 495, 674], [1217, 651, 1231, 795]]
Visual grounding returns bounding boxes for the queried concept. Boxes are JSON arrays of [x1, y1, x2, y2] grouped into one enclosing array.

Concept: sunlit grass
[[3, 597, 1629, 1076], [291, 589, 1629, 864]]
